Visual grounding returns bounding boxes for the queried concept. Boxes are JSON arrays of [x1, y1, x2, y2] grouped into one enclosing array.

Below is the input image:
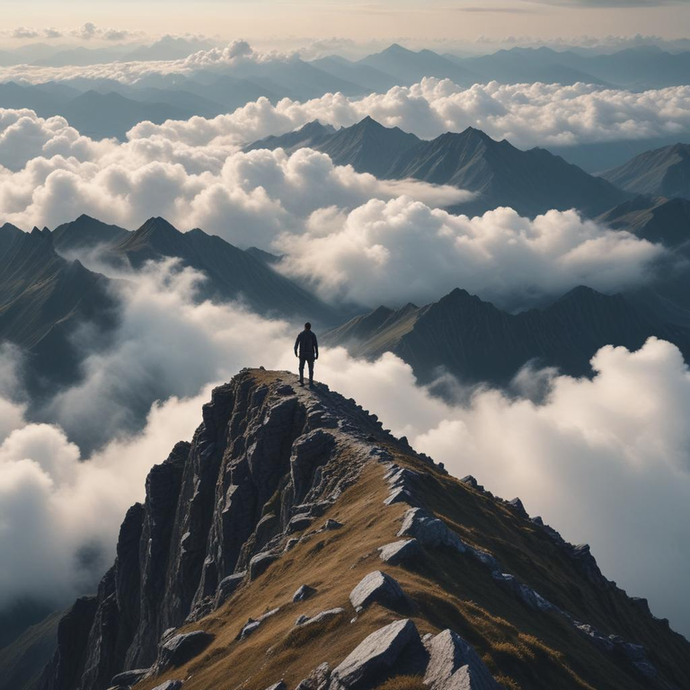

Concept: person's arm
[[313, 333, 319, 359], [294, 334, 300, 356]]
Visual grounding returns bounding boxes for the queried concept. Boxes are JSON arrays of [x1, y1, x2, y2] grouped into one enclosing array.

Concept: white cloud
[[318, 339, 690, 638], [275, 198, 666, 308], [0, 110, 467, 247], [0, 253, 688, 638]]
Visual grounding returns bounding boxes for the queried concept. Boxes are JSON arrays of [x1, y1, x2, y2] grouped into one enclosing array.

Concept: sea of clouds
[[1, 63, 690, 639], [0, 260, 689, 637]]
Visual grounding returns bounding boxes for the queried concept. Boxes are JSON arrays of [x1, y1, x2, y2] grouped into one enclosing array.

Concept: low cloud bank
[[0, 111, 467, 243], [0, 259, 689, 638], [276, 199, 665, 308]]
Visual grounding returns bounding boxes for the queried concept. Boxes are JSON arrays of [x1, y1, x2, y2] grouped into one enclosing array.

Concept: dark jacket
[[295, 330, 318, 358]]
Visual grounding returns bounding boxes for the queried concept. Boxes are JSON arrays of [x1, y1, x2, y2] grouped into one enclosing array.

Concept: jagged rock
[[507, 498, 528, 518], [460, 476, 483, 491], [398, 508, 466, 552], [285, 538, 300, 552], [323, 518, 343, 530], [464, 546, 500, 573], [295, 662, 331, 690], [384, 487, 414, 506], [531, 516, 544, 526], [378, 539, 422, 565], [295, 608, 345, 628], [239, 608, 281, 640], [153, 631, 212, 672], [152, 681, 183, 690], [329, 619, 426, 690], [249, 552, 280, 579], [288, 514, 315, 534], [277, 385, 295, 395], [215, 572, 246, 607], [424, 629, 500, 690], [293, 584, 317, 602], [111, 669, 149, 686], [349, 571, 406, 610], [290, 430, 337, 505], [265, 682, 287, 690], [492, 573, 555, 612]]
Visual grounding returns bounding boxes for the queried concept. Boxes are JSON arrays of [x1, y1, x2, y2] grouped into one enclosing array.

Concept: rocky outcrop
[[378, 539, 422, 566], [40, 371, 383, 690], [349, 571, 406, 611], [329, 619, 426, 690]]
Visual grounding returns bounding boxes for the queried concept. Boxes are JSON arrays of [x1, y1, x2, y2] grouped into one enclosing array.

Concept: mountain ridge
[[38, 369, 690, 690]]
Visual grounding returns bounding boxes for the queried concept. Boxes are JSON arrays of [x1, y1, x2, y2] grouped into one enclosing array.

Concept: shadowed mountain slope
[[600, 144, 690, 200], [39, 369, 690, 690], [323, 286, 690, 385], [0, 224, 116, 388], [104, 217, 342, 325], [246, 118, 630, 217]]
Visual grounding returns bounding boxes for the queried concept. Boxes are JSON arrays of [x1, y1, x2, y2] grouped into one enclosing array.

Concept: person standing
[[294, 322, 318, 387]]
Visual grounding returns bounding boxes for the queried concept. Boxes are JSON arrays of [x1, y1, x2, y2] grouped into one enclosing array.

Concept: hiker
[[294, 322, 318, 387]]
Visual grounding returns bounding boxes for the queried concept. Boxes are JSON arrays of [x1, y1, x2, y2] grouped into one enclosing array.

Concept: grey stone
[[249, 552, 279, 579], [329, 619, 423, 690], [398, 508, 466, 552], [424, 629, 500, 690], [295, 662, 331, 690], [378, 539, 422, 565], [154, 631, 212, 672], [349, 571, 406, 610], [111, 669, 149, 686], [323, 518, 343, 530], [239, 607, 281, 639], [288, 514, 315, 534], [215, 572, 246, 607], [384, 487, 414, 506], [284, 538, 300, 552], [295, 608, 345, 628], [293, 584, 317, 602], [507, 498, 528, 518]]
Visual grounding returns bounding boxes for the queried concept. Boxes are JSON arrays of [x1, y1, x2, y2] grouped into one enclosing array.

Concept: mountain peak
[[136, 216, 181, 238], [41, 367, 690, 690]]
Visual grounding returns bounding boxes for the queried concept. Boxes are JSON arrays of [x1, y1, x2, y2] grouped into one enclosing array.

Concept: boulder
[[295, 662, 331, 690], [293, 584, 317, 602], [323, 518, 343, 530], [295, 608, 345, 628], [288, 514, 315, 534], [239, 607, 281, 640], [215, 572, 246, 607], [424, 629, 500, 690], [154, 631, 212, 672], [330, 619, 425, 690], [110, 669, 149, 686], [151, 681, 183, 690], [349, 571, 406, 611], [249, 552, 279, 579], [398, 508, 465, 552], [378, 539, 422, 566]]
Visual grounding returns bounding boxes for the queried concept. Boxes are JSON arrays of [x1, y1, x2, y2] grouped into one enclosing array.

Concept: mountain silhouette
[[323, 286, 690, 385], [247, 118, 630, 216], [600, 143, 690, 200]]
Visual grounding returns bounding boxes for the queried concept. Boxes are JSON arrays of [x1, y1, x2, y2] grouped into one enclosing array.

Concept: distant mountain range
[[247, 117, 630, 217], [0, 223, 116, 391], [0, 215, 345, 395], [600, 143, 690, 200], [3, 43, 690, 146], [323, 285, 690, 386]]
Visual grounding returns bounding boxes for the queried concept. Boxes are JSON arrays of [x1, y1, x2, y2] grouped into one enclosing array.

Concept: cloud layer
[[276, 199, 665, 308], [2, 264, 689, 638]]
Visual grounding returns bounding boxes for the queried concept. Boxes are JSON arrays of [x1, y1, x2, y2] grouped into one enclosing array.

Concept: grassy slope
[[134, 383, 690, 690]]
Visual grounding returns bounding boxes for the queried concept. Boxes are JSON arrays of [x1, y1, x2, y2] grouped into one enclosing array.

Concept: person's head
[[304, 322, 312, 331]]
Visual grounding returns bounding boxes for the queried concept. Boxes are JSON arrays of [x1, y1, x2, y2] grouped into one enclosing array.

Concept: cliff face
[[40, 369, 690, 690]]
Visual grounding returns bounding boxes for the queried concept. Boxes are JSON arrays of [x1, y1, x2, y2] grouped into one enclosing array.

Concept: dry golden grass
[[376, 675, 426, 690], [134, 378, 690, 690]]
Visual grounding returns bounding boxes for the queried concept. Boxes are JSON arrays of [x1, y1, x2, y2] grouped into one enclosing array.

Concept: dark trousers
[[299, 355, 315, 383]]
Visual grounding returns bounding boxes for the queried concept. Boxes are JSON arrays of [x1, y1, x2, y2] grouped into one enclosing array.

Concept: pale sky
[[1, 0, 689, 48]]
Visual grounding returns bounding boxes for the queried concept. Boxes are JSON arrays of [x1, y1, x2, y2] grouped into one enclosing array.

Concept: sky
[[1, 0, 689, 49]]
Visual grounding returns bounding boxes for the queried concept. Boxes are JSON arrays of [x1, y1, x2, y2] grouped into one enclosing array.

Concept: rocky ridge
[[40, 369, 690, 690]]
